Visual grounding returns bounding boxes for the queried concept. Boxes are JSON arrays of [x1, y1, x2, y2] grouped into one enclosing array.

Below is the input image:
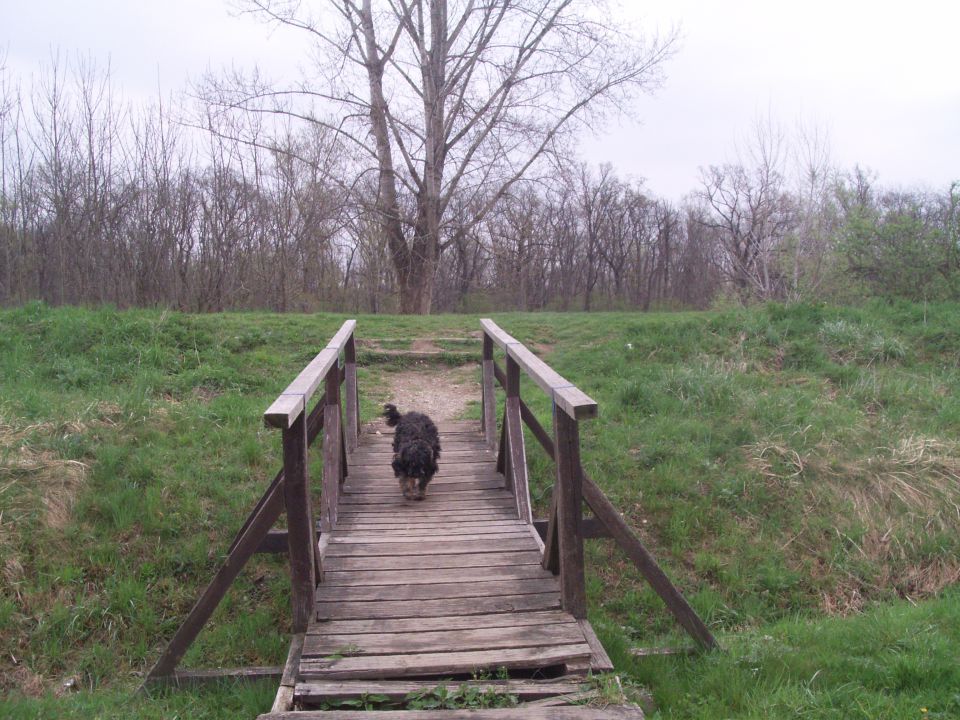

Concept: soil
[[376, 364, 480, 422]]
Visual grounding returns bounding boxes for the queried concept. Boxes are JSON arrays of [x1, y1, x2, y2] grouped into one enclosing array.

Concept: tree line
[[1, 51, 956, 314]]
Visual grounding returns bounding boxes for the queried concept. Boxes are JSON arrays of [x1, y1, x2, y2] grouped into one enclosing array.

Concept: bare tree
[[697, 118, 795, 302], [225, 0, 675, 313]]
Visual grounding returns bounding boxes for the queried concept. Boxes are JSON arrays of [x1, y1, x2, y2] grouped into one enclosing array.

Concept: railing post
[[505, 354, 532, 523], [344, 333, 360, 452], [283, 410, 316, 633], [482, 334, 496, 450], [321, 367, 342, 533], [554, 405, 587, 619]]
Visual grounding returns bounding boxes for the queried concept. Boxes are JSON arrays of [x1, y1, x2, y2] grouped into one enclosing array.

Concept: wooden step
[[261, 706, 644, 719], [293, 678, 590, 704]]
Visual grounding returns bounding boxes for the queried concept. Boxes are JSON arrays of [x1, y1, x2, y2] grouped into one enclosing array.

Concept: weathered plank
[[308, 610, 574, 636], [338, 490, 507, 505], [315, 578, 559, 603], [294, 679, 589, 703], [554, 408, 586, 619], [578, 619, 614, 672], [303, 622, 582, 656], [581, 474, 719, 651], [264, 393, 305, 430], [323, 550, 542, 572], [271, 633, 304, 713], [299, 643, 592, 679], [284, 412, 316, 633], [322, 564, 555, 587], [315, 592, 560, 620], [324, 538, 535, 557], [151, 665, 283, 687], [327, 531, 531, 544], [262, 705, 645, 719]]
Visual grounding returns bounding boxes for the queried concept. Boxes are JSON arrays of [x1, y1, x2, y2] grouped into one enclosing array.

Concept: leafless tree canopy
[[221, 0, 676, 312], [0, 50, 957, 314]]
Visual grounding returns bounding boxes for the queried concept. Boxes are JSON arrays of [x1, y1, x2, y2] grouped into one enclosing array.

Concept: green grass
[[1, 300, 959, 717]]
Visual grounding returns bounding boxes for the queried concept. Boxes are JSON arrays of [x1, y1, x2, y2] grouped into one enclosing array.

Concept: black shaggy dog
[[383, 403, 441, 501]]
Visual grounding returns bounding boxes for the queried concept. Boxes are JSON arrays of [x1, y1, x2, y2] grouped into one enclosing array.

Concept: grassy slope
[[1, 301, 958, 717]]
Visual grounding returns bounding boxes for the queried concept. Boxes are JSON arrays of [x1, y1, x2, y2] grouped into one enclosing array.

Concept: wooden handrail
[[264, 319, 358, 429], [481, 319, 718, 650], [480, 319, 597, 420]]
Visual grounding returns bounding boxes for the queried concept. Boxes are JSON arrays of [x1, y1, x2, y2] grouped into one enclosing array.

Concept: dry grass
[[746, 434, 960, 608]]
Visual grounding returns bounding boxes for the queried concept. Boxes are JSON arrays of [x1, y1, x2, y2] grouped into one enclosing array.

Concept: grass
[[1, 300, 959, 717]]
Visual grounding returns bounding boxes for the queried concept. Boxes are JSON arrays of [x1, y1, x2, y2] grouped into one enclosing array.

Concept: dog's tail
[[382, 403, 402, 427]]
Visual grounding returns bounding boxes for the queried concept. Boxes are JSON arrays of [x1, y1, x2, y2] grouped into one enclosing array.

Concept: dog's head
[[393, 440, 438, 500]]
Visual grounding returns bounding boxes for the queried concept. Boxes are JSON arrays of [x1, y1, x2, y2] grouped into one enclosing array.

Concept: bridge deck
[[293, 421, 611, 705]]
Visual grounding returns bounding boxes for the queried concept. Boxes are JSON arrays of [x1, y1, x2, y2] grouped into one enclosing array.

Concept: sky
[[3, 0, 958, 200]]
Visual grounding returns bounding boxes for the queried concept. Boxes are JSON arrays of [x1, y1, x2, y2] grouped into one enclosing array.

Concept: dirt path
[[376, 364, 480, 422]]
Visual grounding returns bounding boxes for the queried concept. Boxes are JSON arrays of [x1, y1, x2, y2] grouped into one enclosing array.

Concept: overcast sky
[[4, 0, 958, 200]]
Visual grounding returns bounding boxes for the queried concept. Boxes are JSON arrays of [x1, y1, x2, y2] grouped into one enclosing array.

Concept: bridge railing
[[144, 320, 360, 685], [263, 319, 360, 632], [480, 319, 718, 650]]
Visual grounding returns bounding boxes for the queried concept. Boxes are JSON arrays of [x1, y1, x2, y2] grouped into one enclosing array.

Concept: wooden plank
[[329, 527, 529, 545], [554, 409, 586, 619], [315, 578, 559, 603], [535, 516, 611, 540], [578, 619, 614, 672], [505, 397, 532, 524], [321, 372, 342, 533], [323, 551, 542, 572], [264, 393, 305, 430], [315, 592, 560, 620], [335, 511, 518, 523], [338, 490, 506, 505], [581, 474, 719, 651], [324, 538, 535, 557], [333, 518, 521, 531], [261, 707, 645, 719], [143, 463, 286, 681], [299, 643, 592, 679], [327, 499, 518, 514], [326, 319, 357, 352], [152, 666, 283, 686], [480, 318, 519, 350], [308, 610, 575, 636], [303, 622, 583, 657], [554, 385, 599, 421], [343, 480, 506, 494], [357, 439, 487, 450], [294, 679, 589, 703], [347, 461, 498, 476], [482, 334, 497, 450], [271, 633, 304, 713], [322, 565, 555, 587], [284, 412, 316, 633]]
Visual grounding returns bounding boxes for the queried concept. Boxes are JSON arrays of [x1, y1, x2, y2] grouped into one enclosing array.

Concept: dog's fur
[[383, 403, 441, 501]]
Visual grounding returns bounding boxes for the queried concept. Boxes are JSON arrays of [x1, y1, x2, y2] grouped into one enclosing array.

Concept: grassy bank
[[1, 300, 958, 717]]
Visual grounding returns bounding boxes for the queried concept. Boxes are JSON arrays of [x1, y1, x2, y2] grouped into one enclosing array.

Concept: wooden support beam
[[147, 666, 283, 687], [535, 516, 610, 541], [321, 368, 342, 534], [143, 476, 286, 683], [344, 334, 360, 452], [581, 474, 719, 651], [554, 408, 587, 619], [481, 334, 497, 450], [505, 355, 532, 524], [271, 633, 305, 713], [283, 411, 316, 634]]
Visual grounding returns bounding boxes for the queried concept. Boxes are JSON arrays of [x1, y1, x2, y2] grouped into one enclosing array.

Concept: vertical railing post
[[344, 333, 360, 452], [554, 406, 587, 619], [282, 410, 316, 633], [481, 334, 496, 450], [321, 367, 342, 533], [505, 354, 532, 523]]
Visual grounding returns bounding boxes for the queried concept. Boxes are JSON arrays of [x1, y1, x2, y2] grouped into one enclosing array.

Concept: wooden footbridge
[[143, 320, 717, 718]]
